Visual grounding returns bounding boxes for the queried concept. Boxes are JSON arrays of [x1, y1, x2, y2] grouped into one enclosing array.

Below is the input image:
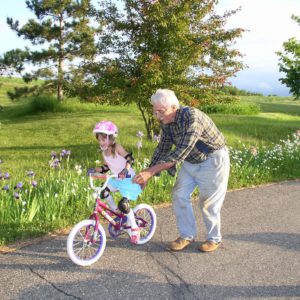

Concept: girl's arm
[[95, 157, 110, 173], [116, 144, 133, 177]]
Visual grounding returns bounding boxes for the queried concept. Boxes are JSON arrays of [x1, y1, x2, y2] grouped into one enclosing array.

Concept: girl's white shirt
[[103, 152, 135, 177]]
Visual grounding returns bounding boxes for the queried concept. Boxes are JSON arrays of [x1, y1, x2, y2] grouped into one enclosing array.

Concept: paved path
[[1, 180, 300, 300]]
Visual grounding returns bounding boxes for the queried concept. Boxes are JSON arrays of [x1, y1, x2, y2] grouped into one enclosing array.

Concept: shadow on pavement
[[17, 273, 300, 300], [225, 232, 300, 252]]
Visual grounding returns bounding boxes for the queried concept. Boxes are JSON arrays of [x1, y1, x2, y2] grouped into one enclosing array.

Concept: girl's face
[[97, 134, 112, 151]]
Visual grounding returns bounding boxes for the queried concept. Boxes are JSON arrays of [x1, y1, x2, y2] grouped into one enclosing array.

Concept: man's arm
[[133, 161, 176, 186]]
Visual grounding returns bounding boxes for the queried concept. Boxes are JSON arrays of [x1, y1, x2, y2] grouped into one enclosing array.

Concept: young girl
[[92, 120, 142, 244]]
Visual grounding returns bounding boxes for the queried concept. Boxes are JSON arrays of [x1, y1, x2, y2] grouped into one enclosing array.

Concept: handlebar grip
[[118, 174, 131, 178]]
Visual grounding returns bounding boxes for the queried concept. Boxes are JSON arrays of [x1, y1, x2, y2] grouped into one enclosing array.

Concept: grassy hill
[[1, 77, 299, 175], [0, 77, 27, 107]]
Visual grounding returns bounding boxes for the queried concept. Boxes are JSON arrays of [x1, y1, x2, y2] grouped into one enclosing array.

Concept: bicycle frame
[[67, 173, 157, 266], [87, 173, 131, 241]]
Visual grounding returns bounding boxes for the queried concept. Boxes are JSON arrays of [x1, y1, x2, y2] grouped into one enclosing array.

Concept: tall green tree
[[85, 0, 245, 138], [277, 15, 300, 99], [1, 0, 98, 100]]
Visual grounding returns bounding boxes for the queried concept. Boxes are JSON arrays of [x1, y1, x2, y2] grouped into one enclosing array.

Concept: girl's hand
[[87, 168, 96, 176], [118, 168, 129, 179]]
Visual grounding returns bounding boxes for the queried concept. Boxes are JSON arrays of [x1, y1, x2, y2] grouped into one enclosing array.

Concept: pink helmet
[[93, 121, 118, 137]]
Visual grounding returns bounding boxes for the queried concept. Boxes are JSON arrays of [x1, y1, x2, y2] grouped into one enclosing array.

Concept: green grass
[[200, 101, 260, 115], [0, 77, 26, 106], [0, 78, 300, 245], [242, 95, 300, 115]]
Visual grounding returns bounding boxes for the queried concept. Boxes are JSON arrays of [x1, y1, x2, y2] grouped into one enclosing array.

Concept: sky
[[0, 0, 300, 96], [217, 0, 300, 96]]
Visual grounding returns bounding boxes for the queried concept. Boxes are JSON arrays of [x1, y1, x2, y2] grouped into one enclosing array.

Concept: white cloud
[[258, 82, 272, 91], [217, 0, 300, 95]]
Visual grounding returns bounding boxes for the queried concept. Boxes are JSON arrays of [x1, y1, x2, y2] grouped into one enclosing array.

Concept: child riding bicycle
[[89, 120, 142, 244]]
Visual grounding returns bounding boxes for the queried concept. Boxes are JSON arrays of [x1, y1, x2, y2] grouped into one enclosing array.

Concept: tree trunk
[[57, 12, 64, 101], [57, 59, 64, 101], [137, 102, 153, 140]]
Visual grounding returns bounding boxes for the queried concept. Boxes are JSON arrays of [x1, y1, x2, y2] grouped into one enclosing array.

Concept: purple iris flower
[[51, 151, 57, 159], [136, 131, 144, 138], [49, 162, 58, 168], [49, 159, 60, 168], [2, 185, 9, 191], [15, 182, 23, 189], [153, 134, 161, 143], [31, 180, 38, 187], [60, 149, 71, 157], [14, 192, 20, 199], [4, 172, 9, 179]]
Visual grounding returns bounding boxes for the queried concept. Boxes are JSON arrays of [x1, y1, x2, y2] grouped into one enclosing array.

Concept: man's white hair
[[150, 89, 180, 108]]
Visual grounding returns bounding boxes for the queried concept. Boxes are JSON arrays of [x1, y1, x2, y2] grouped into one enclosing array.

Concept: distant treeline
[[220, 86, 263, 96]]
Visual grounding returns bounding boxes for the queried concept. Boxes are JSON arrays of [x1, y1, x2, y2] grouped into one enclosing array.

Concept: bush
[[13, 95, 101, 116], [27, 95, 60, 113], [199, 102, 261, 115]]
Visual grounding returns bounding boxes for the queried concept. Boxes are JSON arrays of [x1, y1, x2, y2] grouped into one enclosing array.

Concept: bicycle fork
[[86, 212, 103, 243]]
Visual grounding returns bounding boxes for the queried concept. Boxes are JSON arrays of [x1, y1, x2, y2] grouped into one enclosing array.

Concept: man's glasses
[[153, 107, 169, 116]]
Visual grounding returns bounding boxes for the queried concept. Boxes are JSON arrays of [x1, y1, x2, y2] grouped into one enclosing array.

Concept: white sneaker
[[130, 228, 140, 244]]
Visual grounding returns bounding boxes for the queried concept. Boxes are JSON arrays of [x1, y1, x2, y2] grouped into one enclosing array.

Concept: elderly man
[[133, 89, 230, 252]]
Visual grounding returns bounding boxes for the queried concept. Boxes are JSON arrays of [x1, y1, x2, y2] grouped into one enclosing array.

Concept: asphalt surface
[[0, 180, 300, 300]]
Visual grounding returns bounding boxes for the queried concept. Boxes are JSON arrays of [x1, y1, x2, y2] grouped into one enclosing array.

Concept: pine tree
[[2, 0, 98, 100]]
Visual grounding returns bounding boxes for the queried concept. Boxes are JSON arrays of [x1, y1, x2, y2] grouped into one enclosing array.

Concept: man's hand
[[133, 170, 153, 185], [134, 161, 175, 186]]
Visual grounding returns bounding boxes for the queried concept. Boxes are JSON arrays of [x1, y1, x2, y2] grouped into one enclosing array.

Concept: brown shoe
[[199, 240, 221, 252], [168, 237, 194, 251]]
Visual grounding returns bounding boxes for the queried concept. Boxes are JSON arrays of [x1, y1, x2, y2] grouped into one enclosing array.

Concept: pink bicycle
[[67, 173, 157, 266]]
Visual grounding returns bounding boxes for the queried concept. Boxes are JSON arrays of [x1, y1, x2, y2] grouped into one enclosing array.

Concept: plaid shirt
[[150, 106, 226, 176]]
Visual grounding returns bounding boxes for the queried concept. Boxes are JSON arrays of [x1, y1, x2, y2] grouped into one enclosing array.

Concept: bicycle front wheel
[[67, 219, 106, 266]]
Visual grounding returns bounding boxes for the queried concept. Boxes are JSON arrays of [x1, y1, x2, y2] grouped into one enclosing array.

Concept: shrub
[[199, 102, 261, 115], [12, 95, 101, 116], [27, 94, 60, 113]]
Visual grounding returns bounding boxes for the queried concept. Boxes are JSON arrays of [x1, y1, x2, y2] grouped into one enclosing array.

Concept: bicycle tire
[[67, 219, 106, 266], [133, 204, 157, 245]]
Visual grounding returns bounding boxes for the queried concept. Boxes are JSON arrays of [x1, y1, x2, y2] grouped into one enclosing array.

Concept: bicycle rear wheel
[[133, 204, 157, 245], [67, 219, 106, 266]]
